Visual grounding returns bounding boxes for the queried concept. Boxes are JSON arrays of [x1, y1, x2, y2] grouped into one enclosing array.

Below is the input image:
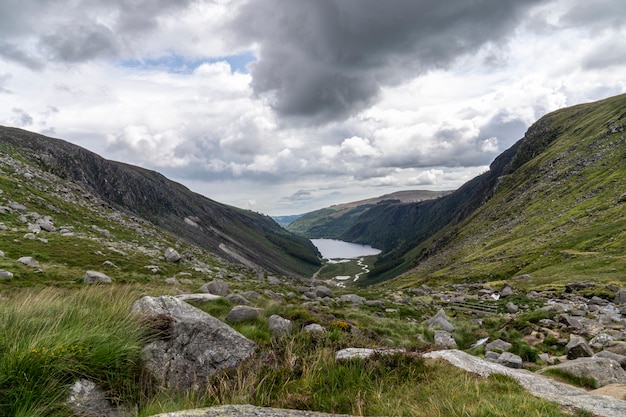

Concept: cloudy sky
[[1, 0, 625, 215]]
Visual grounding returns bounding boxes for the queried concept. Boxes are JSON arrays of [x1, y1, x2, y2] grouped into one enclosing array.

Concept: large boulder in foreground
[[147, 404, 357, 417], [131, 296, 256, 390]]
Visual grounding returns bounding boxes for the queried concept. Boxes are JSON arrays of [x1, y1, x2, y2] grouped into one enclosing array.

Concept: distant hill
[[288, 94, 626, 286], [0, 127, 321, 277], [272, 214, 304, 228], [287, 190, 451, 238]]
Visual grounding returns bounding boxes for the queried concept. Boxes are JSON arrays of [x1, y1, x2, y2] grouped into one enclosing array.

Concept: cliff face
[[0, 127, 320, 277]]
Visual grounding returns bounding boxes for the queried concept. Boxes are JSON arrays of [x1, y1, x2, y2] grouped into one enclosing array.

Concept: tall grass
[[0, 286, 148, 416]]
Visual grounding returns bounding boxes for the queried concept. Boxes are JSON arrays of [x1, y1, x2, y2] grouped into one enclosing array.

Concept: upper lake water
[[311, 238, 381, 259]]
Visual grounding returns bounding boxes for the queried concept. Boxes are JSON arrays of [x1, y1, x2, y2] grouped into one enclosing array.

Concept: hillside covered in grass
[[0, 127, 321, 278], [3, 115, 623, 416], [394, 93, 626, 288], [320, 94, 626, 285]]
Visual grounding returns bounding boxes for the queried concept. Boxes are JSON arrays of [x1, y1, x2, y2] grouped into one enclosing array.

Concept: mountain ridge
[[0, 126, 321, 277], [285, 94, 626, 286]]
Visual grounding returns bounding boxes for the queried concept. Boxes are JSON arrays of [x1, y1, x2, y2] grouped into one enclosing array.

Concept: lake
[[311, 238, 381, 259]]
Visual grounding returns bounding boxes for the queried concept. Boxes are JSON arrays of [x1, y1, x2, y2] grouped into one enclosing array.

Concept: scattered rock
[[164, 247, 182, 263], [0, 250, 4, 257], [565, 281, 596, 293], [615, 289, 626, 305], [225, 305, 263, 323], [264, 289, 283, 301], [426, 309, 455, 332], [365, 300, 385, 309], [506, 302, 519, 314], [434, 330, 457, 348], [566, 335, 593, 360], [314, 285, 333, 298], [605, 341, 626, 356], [176, 293, 222, 303], [200, 279, 230, 296], [498, 352, 523, 369], [84, 270, 113, 284], [590, 333, 614, 350], [485, 351, 500, 361], [539, 357, 626, 388], [268, 315, 293, 337], [226, 294, 250, 305], [67, 378, 127, 417], [8, 201, 27, 211], [131, 295, 256, 390], [335, 347, 402, 360], [164, 277, 180, 286], [0, 270, 14, 279], [17, 256, 39, 267], [486, 339, 512, 352], [304, 323, 325, 333], [337, 294, 366, 304], [500, 283, 515, 298], [267, 276, 282, 285]]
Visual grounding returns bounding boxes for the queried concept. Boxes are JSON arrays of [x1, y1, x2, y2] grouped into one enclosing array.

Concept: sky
[[1, 1, 625, 216]]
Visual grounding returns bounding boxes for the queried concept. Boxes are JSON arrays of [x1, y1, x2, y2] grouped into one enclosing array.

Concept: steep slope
[[287, 190, 451, 238], [0, 127, 320, 277], [399, 93, 626, 286], [343, 94, 626, 284]]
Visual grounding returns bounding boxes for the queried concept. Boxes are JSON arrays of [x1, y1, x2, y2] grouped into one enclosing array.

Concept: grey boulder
[[225, 305, 263, 323], [84, 270, 112, 284], [539, 357, 626, 388], [131, 295, 256, 390]]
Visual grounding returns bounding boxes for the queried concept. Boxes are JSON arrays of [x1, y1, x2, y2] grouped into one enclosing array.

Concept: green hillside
[[394, 93, 626, 288], [287, 190, 450, 239]]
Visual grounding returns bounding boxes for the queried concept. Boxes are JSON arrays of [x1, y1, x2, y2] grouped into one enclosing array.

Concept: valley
[[1, 93, 626, 417]]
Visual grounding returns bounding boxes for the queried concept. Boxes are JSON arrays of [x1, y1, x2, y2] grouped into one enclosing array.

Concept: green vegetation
[[3, 95, 625, 416], [287, 190, 450, 239], [392, 93, 626, 288], [0, 287, 148, 416]]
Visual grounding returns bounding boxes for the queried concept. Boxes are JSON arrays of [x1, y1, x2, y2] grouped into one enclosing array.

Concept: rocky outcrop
[[426, 309, 454, 332], [131, 296, 256, 390], [147, 405, 357, 417], [539, 357, 626, 388], [424, 349, 626, 417]]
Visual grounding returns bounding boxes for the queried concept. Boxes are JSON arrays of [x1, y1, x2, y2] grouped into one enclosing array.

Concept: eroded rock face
[[131, 296, 256, 390]]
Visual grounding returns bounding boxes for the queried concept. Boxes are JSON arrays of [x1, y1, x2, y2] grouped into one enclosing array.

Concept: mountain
[[304, 94, 626, 285], [287, 190, 451, 238], [0, 127, 321, 277]]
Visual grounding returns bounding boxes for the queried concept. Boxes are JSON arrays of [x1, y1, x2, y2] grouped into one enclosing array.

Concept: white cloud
[[0, 0, 625, 215]]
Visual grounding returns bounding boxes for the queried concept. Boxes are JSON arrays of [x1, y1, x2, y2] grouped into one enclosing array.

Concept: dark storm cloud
[[0, 0, 198, 66], [559, 0, 626, 30], [232, 0, 544, 124], [0, 41, 43, 70], [39, 24, 119, 63]]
